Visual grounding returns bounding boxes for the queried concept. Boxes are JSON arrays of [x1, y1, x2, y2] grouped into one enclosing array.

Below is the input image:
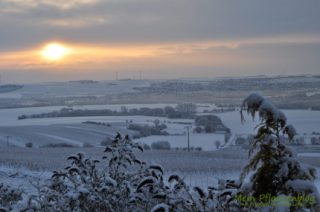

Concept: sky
[[0, 0, 320, 83]]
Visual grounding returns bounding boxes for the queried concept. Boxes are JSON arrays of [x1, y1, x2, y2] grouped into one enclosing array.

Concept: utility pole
[[185, 126, 191, 152]]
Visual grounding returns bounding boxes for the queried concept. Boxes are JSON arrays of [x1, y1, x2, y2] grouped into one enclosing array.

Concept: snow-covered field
[[0, 103, 219, 126], [0, 147, 247, 192], [0, 80, 151, 99], [1, 104, 319, 132], [0, 147, 320, 193], [0, 123, 134, 147], [306, 90, 320, 97], [136, 134, 225, 151], [0, 104, 177, 126], [0, 103, 320, 198], [217, 109, 320, 135], [0, 104, 319, 149], [298, 153, 320, 157]]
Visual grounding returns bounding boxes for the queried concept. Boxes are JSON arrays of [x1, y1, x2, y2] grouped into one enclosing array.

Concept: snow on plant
[[22, 133, 146, 211], [0, 183, 23, 211], [15, 130, 250, 211], [240, 93, 320, 211], [18, 133, 217, 211]]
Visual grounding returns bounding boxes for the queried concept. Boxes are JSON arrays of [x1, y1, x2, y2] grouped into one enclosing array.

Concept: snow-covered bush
[[127, 123, 168, 137], [17, 133, 245, 211], [240, 93, 320, 211], [292, 136, 306, 145], [40, 143, 76, 148], [0, 183, 23, 211], [224, 128, 232, 144], [142, 143, 151, 150], [25, 142, 33, 148], [215, 140, 221, 149], [20, 134, 208, 211], [100, 137, 113, 146], [24, 133, 145, 211], [311, 137, 320, 145], [194, 115, 227, 133], [82, 142, 94, 148], [151, 141, 171, 150]]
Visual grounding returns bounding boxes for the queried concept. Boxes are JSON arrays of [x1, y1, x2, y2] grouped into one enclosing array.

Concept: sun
[[41, 43, 71, 61]]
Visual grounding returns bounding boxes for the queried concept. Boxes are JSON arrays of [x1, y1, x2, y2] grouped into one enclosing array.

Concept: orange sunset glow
[[40, 43, 72, 61], [0, 0, 319, 83], [1, 34, 320, 77], [0, 41, 241, 72]]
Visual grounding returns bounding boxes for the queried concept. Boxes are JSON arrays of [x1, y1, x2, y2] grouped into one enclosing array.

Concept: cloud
[[0, 0, 98, 12], [0, 0, 319, 82], [43, 16, 108, 28], [2, 34, 319, 71], [1, 0, 319, 50]]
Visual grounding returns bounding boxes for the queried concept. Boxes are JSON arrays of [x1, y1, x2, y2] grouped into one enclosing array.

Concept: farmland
[[1, 145, 320, 193], [0, 104, 320, 193], [0, 76, 320, 205], [0, 103, 319, 149], [1, 75, 320, 109]]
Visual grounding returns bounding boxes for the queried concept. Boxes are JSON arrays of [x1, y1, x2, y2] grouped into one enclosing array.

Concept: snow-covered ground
[[306, 90, 320, 97], [136, 134, 225, 151], [0, 166, 51, 194], [0, 123, 133, 147], [0, 148, 247, 193], [1, 105, 318, 134], [298, 153, 320, 157], [0, 104, 319, 149], [0, 103, 221, 126], [0, 78, 319, 208], [2, 166, 319, 197], [217, 109, 320, 135], [0, 80, 151, 99], [0, 104, 176, 126]]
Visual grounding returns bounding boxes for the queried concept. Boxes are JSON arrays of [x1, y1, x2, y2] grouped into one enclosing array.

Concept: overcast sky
[[0, 0, 320, 83]]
